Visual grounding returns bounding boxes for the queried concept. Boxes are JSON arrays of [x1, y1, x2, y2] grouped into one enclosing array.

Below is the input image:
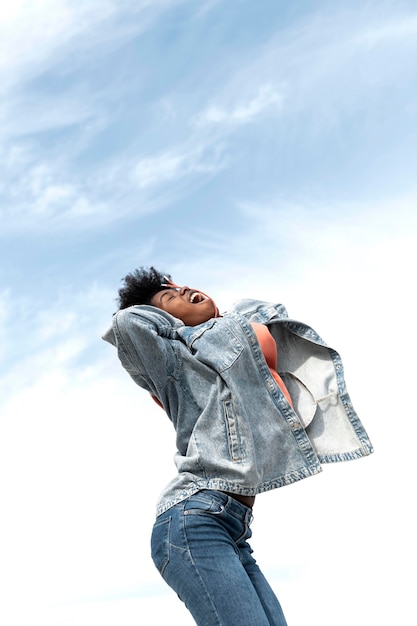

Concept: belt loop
[[247, 508, 254, 526]]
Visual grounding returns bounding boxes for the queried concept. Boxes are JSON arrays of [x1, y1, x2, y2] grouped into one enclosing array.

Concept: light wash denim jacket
[[103, 299, 373, 516]]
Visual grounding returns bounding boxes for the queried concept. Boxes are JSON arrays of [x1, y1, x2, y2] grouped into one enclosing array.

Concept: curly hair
[[117, 266, 171, 310]]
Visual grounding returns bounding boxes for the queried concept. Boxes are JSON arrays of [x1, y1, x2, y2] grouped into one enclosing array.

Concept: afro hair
[[117, 266, 171, 310]]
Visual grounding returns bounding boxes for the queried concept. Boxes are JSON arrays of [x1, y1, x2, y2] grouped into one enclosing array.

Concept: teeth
[[190, 292, 203, 303]]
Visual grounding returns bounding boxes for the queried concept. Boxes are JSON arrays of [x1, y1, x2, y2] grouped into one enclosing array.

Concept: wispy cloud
[[355, 12, 417, 47], [0, 0, 198, 233], [0, 1, 192, 89], [126, 84, 284, 205], [132, 142, 229, 190], [188, 4, 417, 138], [0, 0, 116, 90], [0, 154, 108, 232], [261, 6, 417, 117], [2, 1, 417, 237], [194, 83, 285, 127], [2, 80, 283, 232], [130, 4, 417, 214]]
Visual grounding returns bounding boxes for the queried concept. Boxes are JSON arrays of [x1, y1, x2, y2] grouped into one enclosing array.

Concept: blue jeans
[[151, 490, 288, 626]]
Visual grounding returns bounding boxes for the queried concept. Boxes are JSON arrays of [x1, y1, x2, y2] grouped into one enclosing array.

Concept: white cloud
[[132, 142, 229, 190], [134, 152, 191, 189], [0, 292, 9, 361], [0, 156, 107, 230], [2, 2, 417, 235], [129, 83, 284, 196], [0, 0, 201, 233], [191, 0, 224, 21], [0, 1, 192, 90], [191, 5, 417, 137], [0, 89, 102, 140], [134, 4, 417, 219], [355, 12, 417, 47], [195, 83, 285, 127], [0, 0, 116, 89]]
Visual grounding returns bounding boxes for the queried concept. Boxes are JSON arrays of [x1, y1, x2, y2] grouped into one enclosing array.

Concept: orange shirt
[[250, 322, 293, 407]]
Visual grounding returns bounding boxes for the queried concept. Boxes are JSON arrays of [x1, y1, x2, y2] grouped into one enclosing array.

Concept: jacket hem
[[155, 464, 323, 517], [318, 445, 374, 464]]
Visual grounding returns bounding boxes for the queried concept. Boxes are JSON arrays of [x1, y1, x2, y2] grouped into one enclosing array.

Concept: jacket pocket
[[180, 322, 244, 372], [151, 516, 171, 575], [223, 399, 244, 462]]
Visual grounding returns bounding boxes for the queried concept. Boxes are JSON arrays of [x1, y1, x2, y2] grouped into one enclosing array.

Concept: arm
[[111, 305, 180, 397]]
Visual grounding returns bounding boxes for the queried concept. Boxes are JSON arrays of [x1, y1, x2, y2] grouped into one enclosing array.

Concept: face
[[150, 285, 218, 326]]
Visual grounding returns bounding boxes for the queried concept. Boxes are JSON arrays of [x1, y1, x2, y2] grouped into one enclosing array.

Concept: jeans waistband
[[223, 491, 255, 509], [197, 489, 254, 523]]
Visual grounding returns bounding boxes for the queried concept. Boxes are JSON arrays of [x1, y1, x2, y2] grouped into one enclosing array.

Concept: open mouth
[[189, 291, 207, 304]]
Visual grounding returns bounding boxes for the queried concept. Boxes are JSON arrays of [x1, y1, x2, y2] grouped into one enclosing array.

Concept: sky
[[1, 0, 416, 624]]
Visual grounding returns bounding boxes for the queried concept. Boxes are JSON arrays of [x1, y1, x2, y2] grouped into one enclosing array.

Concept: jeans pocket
[[151, 516, 171, 575], [183, 492, 225, 516]]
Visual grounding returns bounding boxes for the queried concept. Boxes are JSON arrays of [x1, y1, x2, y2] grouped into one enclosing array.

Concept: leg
[[238, 537, 287, 626], [151, 491, 287, 626]]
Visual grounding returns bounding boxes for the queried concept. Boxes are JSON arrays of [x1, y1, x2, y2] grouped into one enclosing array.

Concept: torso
[[220, 323, 293, 508], [250, 322, 293, 407]]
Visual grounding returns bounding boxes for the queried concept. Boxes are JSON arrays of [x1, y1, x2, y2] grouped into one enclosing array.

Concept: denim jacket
[[103, 299, 373, 515]]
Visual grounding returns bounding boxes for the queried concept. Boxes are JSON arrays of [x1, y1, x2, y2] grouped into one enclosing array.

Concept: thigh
[[151, 494, 274, 626], [238, 540, 288, 626]]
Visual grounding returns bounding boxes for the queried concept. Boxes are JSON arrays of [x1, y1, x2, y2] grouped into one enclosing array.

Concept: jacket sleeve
[[110, 305, 179, 396]]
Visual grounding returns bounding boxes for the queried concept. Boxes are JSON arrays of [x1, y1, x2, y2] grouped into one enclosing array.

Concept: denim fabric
[[151, 490, 288, 626], [103, 299, 373, 515]]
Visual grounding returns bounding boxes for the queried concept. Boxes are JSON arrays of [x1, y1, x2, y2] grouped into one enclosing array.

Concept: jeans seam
[[180, 511, 223, 626]]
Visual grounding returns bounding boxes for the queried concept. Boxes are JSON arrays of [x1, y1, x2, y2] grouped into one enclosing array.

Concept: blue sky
[[1, 1, 416, 625]]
